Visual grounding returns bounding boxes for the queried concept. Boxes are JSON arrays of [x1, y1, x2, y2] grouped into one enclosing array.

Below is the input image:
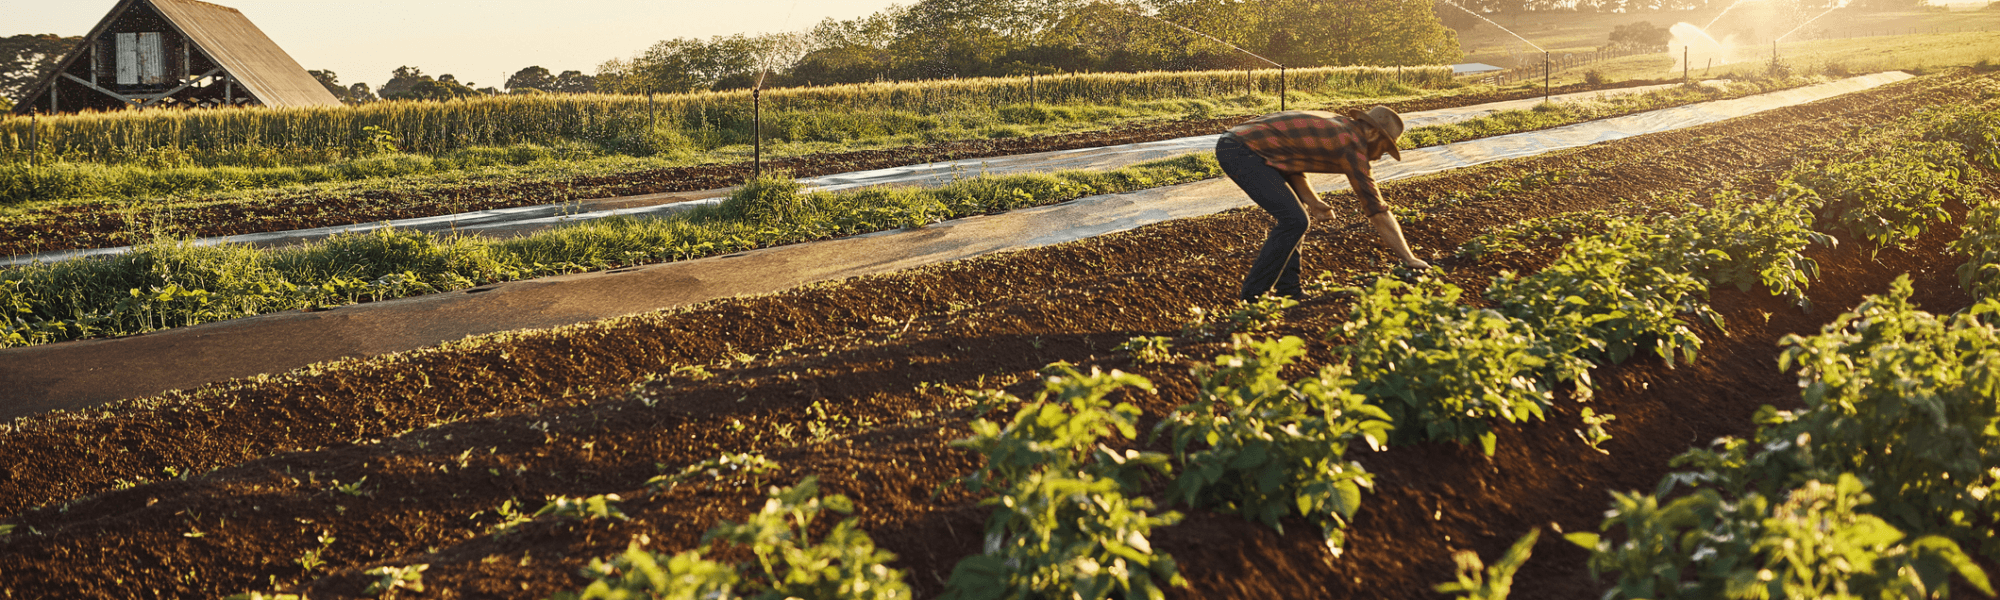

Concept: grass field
[[1459, 5, 2000, 84]]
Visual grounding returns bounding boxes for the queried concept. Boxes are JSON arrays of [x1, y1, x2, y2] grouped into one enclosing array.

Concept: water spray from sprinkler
[[1436, 0, 1544, 53], [1702, 0, 1760, 32], [1777, 0, 1852, 42], [1098, 2, 1290, 109], [1436, 0, 1551, 101]]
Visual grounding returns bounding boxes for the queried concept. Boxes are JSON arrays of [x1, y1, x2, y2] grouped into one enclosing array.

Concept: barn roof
[[148, 0, 340, 107], [12, 0, 339, 112]]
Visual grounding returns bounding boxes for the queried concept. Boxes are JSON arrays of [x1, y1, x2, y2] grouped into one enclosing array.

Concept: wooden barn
[[9, 0, 341, 115]]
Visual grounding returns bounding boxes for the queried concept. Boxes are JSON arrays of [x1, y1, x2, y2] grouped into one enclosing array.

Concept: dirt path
[[0, 71, 1984, 599]]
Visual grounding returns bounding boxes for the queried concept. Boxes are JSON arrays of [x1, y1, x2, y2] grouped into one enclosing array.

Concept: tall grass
[[0, 65, 1451, 165], [0, 153, 1222, 348]]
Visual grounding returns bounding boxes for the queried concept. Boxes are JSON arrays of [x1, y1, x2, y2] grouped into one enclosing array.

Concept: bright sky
[[6, 0, 906, 90]]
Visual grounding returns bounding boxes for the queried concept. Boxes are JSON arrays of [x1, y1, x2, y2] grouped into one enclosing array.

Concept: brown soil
[[0, 79, 1674, 257], [0, 71, 1988, 599]]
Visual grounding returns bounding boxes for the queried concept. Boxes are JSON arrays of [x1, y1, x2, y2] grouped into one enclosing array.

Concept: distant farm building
[[10, 0, 340, 115]]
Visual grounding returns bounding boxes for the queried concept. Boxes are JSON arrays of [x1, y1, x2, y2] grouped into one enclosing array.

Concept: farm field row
[[0, 77, 1696, 258], [0, 76, 1841, 352], [0, 70, 1991, 598]]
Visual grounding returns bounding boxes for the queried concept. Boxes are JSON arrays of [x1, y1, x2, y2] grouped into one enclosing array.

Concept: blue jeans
[[1217, 133, 1304, 300]]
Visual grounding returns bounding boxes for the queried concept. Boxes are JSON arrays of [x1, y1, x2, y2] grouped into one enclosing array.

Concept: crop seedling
[[330, 476, 370, 497], [1113, 335, 1178, 364], [647, 452, 778, 493], [472, 500, 532, 535], [1181, 295, 1297, 339], [1156, 336, 1392, 554], [295, 531, 335, 573], [361, 564, 427, 597], [1435, 530, 1539, 600], [1574, 408, 1616, 455], [941, 365, 1183, 600], [556, 477, 910, 600], [535, 494, 629, 522]]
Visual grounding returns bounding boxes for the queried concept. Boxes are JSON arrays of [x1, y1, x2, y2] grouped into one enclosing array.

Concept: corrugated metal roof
[[149, 0, 341, 107]]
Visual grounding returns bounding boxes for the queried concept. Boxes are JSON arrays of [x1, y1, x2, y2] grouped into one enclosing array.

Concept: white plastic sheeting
[[4, 74, 1906, 267]]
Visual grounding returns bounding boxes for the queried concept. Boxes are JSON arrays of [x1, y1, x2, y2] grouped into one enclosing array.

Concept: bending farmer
[[1215, 105, 1428, 301]]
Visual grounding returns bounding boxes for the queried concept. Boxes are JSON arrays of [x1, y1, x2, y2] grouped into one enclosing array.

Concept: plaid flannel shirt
[[1227, 110, 1388, 215]]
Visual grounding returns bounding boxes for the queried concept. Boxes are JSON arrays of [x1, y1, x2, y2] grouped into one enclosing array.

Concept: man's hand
[[1305, 202, 1336, 222]]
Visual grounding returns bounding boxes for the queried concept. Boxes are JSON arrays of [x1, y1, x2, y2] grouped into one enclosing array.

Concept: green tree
[[383, 72, 480, 101], [346, 82, 377, 103], [505, 65, 555, 92], [377, 66, 431, 99], [549, 70, 596, 93]]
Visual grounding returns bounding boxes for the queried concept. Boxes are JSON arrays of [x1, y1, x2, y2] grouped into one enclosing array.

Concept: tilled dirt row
[[0, 72, 1985, 599], [0, 80, 1674, 257]]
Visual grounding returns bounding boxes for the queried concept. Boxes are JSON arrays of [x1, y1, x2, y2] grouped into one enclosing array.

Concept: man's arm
[[1286, 172, 1334, 222]]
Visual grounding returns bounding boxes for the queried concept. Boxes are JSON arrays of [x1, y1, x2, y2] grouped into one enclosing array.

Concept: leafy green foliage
[[1435, 530, 1539, 600], [557, 477, 910, 600], [1782, 140, 1976, 255], [1567, 474, 1991, 600], [647, 452, 779, 493], [1488, 228, 1714, 371], [941, 366, 1183, 600], [1112, 335, 1178, 364], [1919, 104, 2000, 172], [1954, 202, 2000, 298], [1335, 276, 1568, 455], [1156, 336, 1392, 554], [1643, 192, 1835, 308], [560, 542, 742, 600], [1572, 277, 2000, 600], [1755, 277, 2000, 551], [1180, 295, 1297, 339], [361, 564, 427, 597], [535, 493, 630, 522]]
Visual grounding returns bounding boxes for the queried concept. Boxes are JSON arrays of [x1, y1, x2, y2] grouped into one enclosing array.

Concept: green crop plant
[[1112, 336, 1178, 365], [1435, 530, 1539, 600], [1647, 193, 1833, 309], [1955, 201, 2000, 298], [556, 476, 909, 600], [361, 564, 427, 597], [1180, 295, 1297, 340], [1686, 277, 2000, 556], [535, 493, 630, 522], [1919, 104, 2000, 172], [1155, 336, 1392, 554], [1488, 226, 1717, 372], [472, 499, 532, 535], [1568, 474, 1990, 600], [647, 453, 778, 493], [941, 366, 1183, 600], [1781, 139, 1976, 256], [1335, 276, 1573, 455]]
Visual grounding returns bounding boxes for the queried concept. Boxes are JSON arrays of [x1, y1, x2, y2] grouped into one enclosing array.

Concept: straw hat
[[1352, 105, 1404, 161]]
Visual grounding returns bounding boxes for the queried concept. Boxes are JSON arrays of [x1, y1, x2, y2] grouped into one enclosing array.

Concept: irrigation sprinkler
[[1543, 52, 1550, 103], [1684, 46, 1690, 81], [753, 86, 763, 179], [1280, 66, 1287, 111]]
